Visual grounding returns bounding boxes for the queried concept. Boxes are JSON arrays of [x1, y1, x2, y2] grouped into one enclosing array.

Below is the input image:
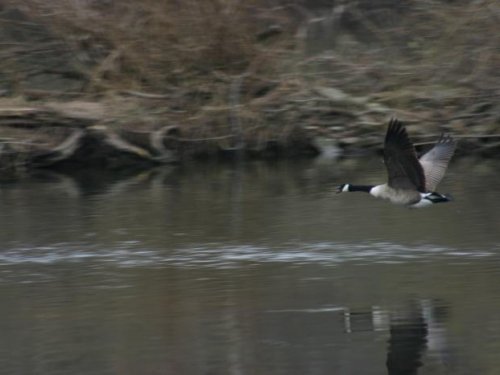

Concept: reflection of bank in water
[[343, 300, 452, 374]]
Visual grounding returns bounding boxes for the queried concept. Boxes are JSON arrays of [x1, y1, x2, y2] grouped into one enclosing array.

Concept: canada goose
[[336, 119, 456, 208]]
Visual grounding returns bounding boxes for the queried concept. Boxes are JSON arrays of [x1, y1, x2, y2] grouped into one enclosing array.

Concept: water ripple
[[0, 241, 497, 269]]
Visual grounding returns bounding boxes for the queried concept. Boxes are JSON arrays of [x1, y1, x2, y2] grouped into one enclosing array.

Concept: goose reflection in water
[[344, 299, 451, 375], [386, 304, 428, 375]]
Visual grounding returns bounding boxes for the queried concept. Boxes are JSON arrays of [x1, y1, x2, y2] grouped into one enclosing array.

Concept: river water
[[0, 156, 499, 375]]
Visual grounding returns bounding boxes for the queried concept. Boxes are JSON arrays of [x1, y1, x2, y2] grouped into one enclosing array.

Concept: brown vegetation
[[0, 0, 499, 170]]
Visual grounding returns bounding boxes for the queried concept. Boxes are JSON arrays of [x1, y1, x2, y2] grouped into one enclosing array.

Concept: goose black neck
[[348, 184, 374, 193]]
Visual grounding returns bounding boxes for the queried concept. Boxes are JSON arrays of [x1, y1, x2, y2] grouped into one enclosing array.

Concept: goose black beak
[[335, 184, 344, 194]]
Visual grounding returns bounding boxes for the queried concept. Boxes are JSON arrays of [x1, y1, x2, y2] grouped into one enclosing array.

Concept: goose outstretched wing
[[419, 134, 456, 192], [384, 119, 426, 192]]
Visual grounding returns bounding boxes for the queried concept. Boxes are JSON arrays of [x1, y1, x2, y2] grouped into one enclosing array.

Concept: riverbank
[[0, 1, 499, 173]]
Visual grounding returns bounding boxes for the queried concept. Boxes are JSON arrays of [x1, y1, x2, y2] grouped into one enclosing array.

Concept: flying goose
[[336, 119, 456, 208]]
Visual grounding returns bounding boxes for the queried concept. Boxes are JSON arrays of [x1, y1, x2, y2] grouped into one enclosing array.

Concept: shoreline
[[0, 95, 497, 176]]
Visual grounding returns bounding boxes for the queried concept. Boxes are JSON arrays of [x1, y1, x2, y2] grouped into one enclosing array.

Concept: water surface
[[0, 157, 499, 375]]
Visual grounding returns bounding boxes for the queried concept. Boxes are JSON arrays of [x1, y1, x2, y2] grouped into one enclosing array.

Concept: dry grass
[[2, 0, 500, 156], [11, 1, 500, 94], [15, 0, 295, 90]]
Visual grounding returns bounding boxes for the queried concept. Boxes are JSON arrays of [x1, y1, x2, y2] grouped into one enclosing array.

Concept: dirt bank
[[0, 2, 499, 173]]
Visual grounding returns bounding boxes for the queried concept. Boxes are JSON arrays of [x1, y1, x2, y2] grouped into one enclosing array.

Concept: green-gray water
[[0, 157, 499, 375]]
